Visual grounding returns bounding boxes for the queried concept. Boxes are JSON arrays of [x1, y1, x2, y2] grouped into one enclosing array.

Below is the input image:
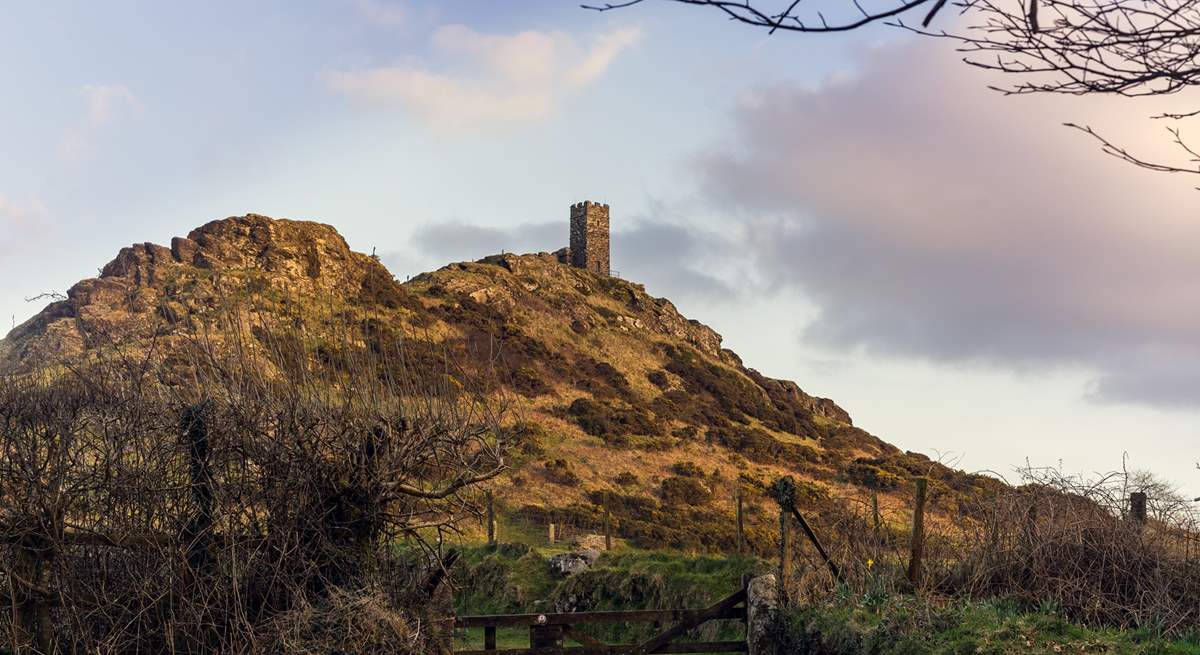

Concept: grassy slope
[[451, 544, 761, 650], [0, 216, 1004, 559], [780, 592, 1200, 655]]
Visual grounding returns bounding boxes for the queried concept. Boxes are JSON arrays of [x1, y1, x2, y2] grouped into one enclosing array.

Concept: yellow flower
[[866, 558, 874, 570]]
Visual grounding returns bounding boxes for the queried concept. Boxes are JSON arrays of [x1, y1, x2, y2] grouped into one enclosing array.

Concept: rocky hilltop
[[0, 214, 1000, 552]]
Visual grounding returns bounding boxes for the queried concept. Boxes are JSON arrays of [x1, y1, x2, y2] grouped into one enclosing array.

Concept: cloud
[[0, 195, 49, 253], [353, 0, 406, 27], [614, 219, 742, 301], [697, 42, 1200, 409], [81, 84, 140, 126], [323, 24, 642, 132], [402, 214, 741, 303], [59, 84, 141, 161]]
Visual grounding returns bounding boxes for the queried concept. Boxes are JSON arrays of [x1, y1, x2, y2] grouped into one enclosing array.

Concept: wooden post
[[531, 624, 564, 652], [1130, 492, 1148, 526], [486, 491, 496, 545], [484, 625, 497, 652], [548, 522, 556, 544], [604, 506, 612, 551], [778, 507, 792, 602], [182, 403, 215, 578], [870, 491, 881, 564], [871, 492, 880, 536], [907, 478, 927, 587], [735, 486, 745, 553], [12, 542, 52, 654]]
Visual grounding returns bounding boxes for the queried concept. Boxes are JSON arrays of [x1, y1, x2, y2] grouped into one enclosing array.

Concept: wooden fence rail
[[456, 585, 748, 655]]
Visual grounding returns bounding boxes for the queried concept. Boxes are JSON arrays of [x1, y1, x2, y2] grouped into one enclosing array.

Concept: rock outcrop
[[0, 214, 387, 372]]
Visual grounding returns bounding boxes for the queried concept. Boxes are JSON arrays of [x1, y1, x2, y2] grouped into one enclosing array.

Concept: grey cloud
[[613, 219, 741, 301], [697, 44, 1200, 409]]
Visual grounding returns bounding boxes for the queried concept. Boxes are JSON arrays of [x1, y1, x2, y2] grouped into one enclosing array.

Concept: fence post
[[736, 486, 745, 553], [604, 505, 613, 551], [870, 490, 881, 562], [1130, 491, 1147, 527], [907, 477, 927, 587], [871, 491, 880, 536], [182, 403, 215, 578], [486, 491, 496, 545], [12, 540, 52, 654], [778, 506, 792, 602]]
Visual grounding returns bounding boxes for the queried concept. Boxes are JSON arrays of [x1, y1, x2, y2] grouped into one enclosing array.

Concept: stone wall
[[569, 201, 610, 275]]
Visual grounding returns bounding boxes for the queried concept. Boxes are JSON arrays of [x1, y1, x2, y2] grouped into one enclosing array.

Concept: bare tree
[[583, 0, 957, 33], [587, 0, 1200, 179], [0, 289, 510, 653]]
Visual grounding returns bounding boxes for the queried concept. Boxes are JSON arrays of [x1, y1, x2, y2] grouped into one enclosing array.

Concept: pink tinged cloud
[[698, 42, 1200, 408], [59, 84, 141, 162], [323, 24, 642, 132], [0, 195, 49, 254]]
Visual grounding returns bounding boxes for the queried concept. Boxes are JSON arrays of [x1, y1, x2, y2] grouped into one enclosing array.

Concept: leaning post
[[486, 491, 496, 545], [778, 506, 792, 603]]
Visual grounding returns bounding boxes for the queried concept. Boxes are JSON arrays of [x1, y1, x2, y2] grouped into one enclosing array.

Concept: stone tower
[[569, 201, 610, 275]]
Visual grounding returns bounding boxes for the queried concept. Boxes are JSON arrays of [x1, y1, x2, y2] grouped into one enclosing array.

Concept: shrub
[[509, 423, 548, 463], [569, 355, 633, 399], [661, 476, 712, 506], [670, 461, 706, 478], [614, 471, 639, 487], [647, 370, 670, 389], [543, 459, 580, 486], [661, 344, 818, 437], [567, 398, 663, 443], [708, 427, 821, 473], [846, 460, 903, 491], [512, 365, 552, 397]]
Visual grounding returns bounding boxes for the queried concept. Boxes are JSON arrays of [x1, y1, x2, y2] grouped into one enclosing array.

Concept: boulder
[[747, 574, 779, 655], [549, 551, 594, 576]]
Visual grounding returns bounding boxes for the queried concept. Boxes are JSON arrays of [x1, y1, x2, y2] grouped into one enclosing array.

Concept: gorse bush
[[661, 476, 712, 506], [566, 397, 663, 444]]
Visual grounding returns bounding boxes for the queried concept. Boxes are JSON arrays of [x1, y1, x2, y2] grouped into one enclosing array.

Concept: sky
[[2, 0, 1198, 495]]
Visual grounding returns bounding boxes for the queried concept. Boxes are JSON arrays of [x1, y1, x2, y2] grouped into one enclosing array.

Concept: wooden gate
[[455, 586, 748, 655]]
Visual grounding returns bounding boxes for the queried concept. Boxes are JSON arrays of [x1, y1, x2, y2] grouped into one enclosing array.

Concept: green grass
[[780, 590, 1200, 655], [451, 544, 764, 646], [453, 627, 608, 651], [440, 543, 1200, 654]]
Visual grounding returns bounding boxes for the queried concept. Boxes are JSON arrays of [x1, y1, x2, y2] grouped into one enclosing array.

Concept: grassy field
[[779, 590, 1200, 655], [450, 543, 762, 648], [447, 542, 1200, 655]]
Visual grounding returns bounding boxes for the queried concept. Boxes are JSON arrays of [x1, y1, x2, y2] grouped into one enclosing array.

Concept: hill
[[0, 213, 1002, 552]]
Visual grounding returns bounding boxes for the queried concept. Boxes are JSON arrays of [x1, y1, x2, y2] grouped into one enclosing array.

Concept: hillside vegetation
[[0, 214, 1001, 557]]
